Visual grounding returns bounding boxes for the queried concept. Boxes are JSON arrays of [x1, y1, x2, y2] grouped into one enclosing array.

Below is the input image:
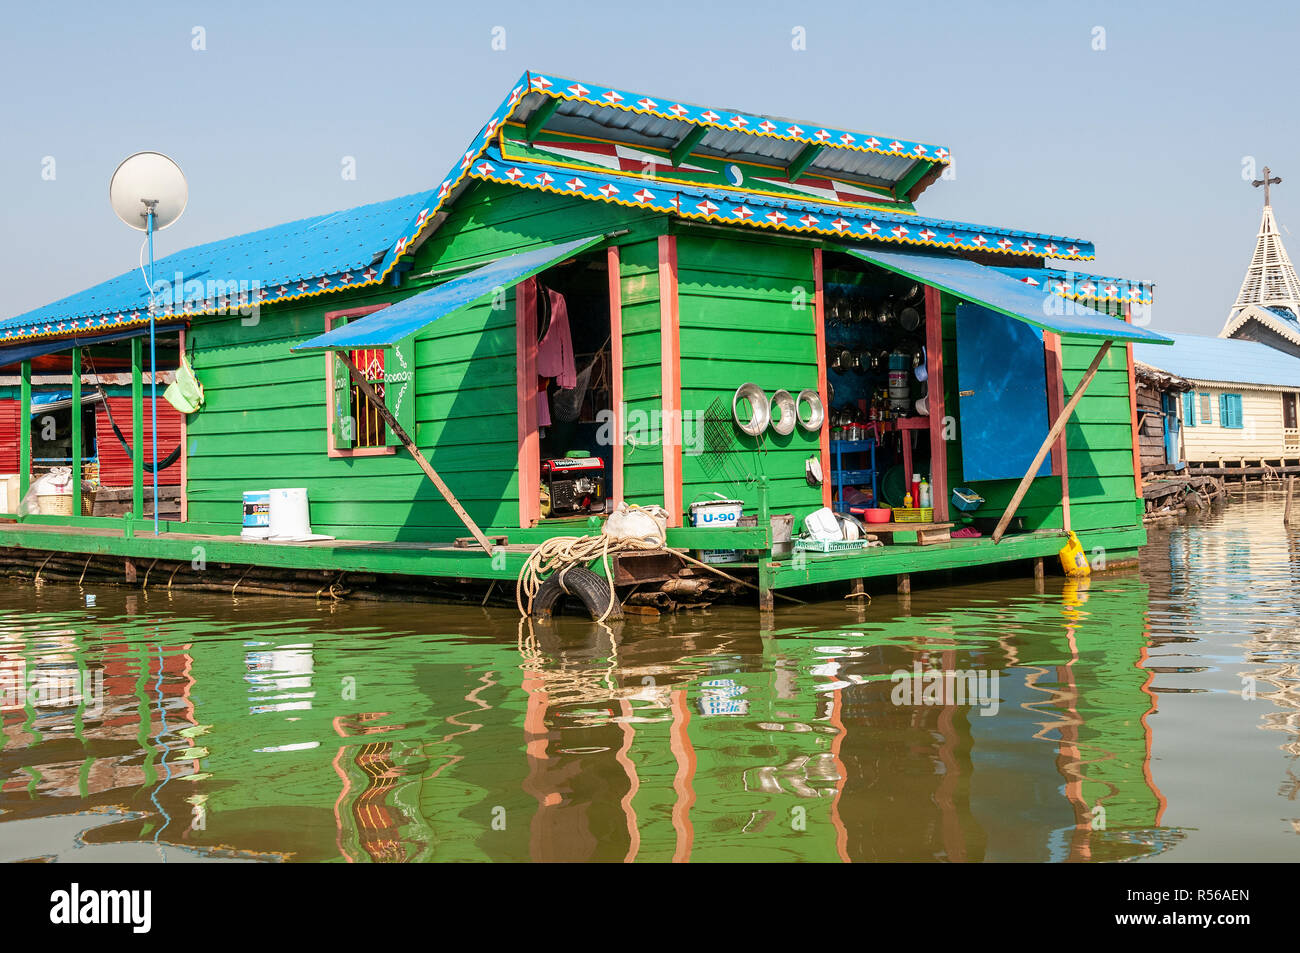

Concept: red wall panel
[[96, 398, 183, 487], [0, 400, 18, 473]]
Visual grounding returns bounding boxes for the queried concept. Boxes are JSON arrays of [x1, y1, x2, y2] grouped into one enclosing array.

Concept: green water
[[2, 492, 1298, 862]]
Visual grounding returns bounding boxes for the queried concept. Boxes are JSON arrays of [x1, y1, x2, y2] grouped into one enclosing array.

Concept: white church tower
[[1221, 166, 1300, 356]]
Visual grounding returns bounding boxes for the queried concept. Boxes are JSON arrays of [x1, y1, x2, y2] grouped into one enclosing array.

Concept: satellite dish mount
[[108, 152, 188, 536]]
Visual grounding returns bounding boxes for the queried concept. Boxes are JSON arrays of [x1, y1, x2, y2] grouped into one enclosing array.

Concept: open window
[[324, 304, 415, 457]]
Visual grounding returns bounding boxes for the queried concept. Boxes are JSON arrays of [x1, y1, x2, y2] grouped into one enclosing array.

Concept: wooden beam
[[670, 125, 708, 167], [1044, 332, 1071, 532], [131, 337, 143, 520], [992, 340, 1112, 544], [659, 235, 683, 527], [524, 97, 560, 145], [924, 286, 949, 522], [812, 248, 832, 509], [786, 143, 822, 181], [1124, 304, 1144, 497], [18, 361, 30, 503], [516, 279, 540, 527], [336, 352, 494, 554], [71, 347, 82, 518], [607, 246, 625, 505], [893, 159, 933, 201]]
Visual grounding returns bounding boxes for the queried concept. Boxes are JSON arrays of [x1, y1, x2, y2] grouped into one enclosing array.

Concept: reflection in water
[[2, 493, 1299, 861]]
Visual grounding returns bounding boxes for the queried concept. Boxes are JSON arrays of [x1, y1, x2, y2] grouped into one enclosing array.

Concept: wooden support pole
[[1033, 557, 1045, 581], [18, 361, 31, 503], [897, 573, 911, 594], [992, 340, 1112, 544], [131, 337, 144, 520], [1285, 476, 1295, 526], [336, 352, 494, 554], [71, 347, 82, 518]]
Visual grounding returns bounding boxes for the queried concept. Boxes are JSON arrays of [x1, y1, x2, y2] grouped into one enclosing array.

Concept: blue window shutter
[[1184, 392, 1196, 427], [1219, 394, 1228, 428], [1228, 394, 1243, 429]]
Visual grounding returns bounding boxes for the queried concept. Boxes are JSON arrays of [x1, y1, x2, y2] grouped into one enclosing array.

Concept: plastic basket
[[794, 537, 870, 553], [37, 493, 73, 516], [892, 506, 934, 523], [81, 488, 97, 516]]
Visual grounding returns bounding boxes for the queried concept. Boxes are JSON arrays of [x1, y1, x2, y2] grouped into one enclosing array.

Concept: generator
[[541, 456, 605, 514]]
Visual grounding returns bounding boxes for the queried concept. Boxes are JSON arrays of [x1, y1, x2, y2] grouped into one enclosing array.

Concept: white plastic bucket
[[241, 490, 271, 539], [689, 496, 744, 564], [268, 487, 311, 539]]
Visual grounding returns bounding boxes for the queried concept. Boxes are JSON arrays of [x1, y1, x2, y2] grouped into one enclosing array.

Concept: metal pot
[[796, 389, 825, 431], [733, 383, 771, 436]]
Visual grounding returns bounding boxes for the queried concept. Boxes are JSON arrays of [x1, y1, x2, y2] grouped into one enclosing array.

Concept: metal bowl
[[796, 389, 825, 431], [733, 383, 771, 436], [770, 389, 797, 436]]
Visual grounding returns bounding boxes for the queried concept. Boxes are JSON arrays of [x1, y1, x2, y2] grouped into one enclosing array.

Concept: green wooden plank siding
[[617, 238, 666, 507], [674, 230, 822, 524], [186, 182, 660, 542], [942, 293, 1141, 535]]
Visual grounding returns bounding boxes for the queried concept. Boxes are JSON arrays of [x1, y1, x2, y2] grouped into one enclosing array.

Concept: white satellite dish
[[109, 151, 188, 232]]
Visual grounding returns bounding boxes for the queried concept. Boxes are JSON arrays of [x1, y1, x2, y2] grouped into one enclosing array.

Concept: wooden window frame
[[324, 304, 396, 458]]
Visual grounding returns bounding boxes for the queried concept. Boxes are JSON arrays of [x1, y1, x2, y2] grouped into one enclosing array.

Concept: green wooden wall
[[186, 182, 658, 541], [674, 229, 824, 524], [941, 293, 1141, 534]]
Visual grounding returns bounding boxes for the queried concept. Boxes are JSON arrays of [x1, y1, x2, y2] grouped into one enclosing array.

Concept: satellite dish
[[109, 151, 188, 232]]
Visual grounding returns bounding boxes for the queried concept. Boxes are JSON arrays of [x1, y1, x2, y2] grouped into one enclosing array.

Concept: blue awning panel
[[294, 235, 607, 351], [838, 246, 1173, 345]]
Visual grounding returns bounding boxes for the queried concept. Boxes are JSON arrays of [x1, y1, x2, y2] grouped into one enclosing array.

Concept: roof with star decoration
[[1, 69, 1106, 349]]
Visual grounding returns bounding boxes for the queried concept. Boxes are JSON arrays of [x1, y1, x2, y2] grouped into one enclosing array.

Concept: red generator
[[541, 456, 604, 514]]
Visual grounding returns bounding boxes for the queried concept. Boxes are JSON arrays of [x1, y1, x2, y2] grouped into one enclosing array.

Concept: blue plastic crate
[[951, 486, 985, 512]]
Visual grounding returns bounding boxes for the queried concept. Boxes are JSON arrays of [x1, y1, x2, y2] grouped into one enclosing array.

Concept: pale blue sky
[[1, 0, 1293, 333]]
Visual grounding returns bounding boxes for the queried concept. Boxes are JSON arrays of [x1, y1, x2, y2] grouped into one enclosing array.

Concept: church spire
[[1227, 166, 1300, 322]]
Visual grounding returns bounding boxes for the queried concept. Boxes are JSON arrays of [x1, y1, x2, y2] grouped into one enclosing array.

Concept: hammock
[[86, 349, 182, 473]]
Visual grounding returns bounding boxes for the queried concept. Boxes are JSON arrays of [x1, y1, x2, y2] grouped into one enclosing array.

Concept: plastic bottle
[[903, 490, 913, 509], [911, 474, 921, 507], [919, 478, 931, 508]]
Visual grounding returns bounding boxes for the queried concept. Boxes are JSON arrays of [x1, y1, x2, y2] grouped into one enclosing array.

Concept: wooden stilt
[[758, 587, 774, 612], [1285, 476, 1295, 525], [897, 573, 911, 594], [1033, 556, 1045, 581], [124, 559, 137, 584]]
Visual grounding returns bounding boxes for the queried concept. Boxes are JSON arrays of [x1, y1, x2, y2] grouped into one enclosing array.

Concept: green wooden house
[[0, 70, 1169, 612]]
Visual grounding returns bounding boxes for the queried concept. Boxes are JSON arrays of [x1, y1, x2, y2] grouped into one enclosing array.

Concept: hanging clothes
[[537, 288, 576, 388]]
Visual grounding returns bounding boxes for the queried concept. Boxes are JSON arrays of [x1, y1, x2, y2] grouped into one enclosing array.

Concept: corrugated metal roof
[[0, 190, 431, 343], [471, 149, 1096, 258], [513, 72, 950, 192], [1132, 333, 1300, 387]]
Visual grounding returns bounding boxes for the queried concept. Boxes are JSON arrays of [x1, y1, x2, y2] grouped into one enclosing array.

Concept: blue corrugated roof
[[1133, 333, 1300, 386], [0, 190, 430, 341], [841, 247, 1171, 344], [294, 235, 607, 351]]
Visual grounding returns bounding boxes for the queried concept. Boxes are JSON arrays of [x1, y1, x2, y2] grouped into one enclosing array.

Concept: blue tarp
[[293, 235, 608, 351], [839, 246, 1172, 345]]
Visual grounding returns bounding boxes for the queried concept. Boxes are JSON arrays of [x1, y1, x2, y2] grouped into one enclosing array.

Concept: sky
[[1, 0, 1295, 335]]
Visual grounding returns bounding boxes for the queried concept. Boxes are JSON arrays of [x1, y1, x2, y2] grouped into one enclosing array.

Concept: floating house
[[0, 71, 1169, 613], [1133, 333, 1300, 474]]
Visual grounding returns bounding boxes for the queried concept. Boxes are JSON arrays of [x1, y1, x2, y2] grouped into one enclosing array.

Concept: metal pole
[[147, 209, 160, 536]]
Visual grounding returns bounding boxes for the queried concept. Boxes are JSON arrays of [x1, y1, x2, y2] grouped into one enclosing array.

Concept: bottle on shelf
[[903, 490, 913, 509], [919, 478, 931, 508], [911, 473, 921, 506]]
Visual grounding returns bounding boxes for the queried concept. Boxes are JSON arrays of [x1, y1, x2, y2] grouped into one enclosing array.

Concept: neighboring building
[[1133, 361, 1192, 476], [1219, 168, 1300, 357], [1133, 333, 1300, 465]]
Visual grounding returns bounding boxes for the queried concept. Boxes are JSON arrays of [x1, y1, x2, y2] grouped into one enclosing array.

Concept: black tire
[[531, 565, 623, 621]]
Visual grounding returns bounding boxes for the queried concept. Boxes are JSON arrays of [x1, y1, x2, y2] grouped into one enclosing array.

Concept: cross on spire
[[1253, 165, 1282, 207]]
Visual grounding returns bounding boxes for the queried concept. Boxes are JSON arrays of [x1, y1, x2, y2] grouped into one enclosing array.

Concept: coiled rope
[[515, 513, 806, 621]]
